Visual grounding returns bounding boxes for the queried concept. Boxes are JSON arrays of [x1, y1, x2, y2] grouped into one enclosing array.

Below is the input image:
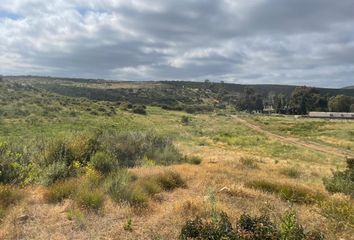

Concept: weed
[[75, 188, 105, 211], [280, 167, 302, 179], [240, 157, 259, 169], [123, 217, 133, 231], [319, 196, 354, 228], [44, 179, 78, 203], [90, 151, 118, 174], [246, 180, 325, 204], [185, 156, 202, 165]]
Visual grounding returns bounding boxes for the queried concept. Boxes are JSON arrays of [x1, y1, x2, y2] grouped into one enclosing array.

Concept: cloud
[[0, 0, 353, 87]]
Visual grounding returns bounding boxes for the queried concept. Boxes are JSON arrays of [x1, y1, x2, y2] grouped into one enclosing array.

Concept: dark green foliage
[[180, 211, 323, 240], [323, 158, 354, 197], [41, 161, 71, 186], [180, 212, 236, 240], [90, 151, 118, 174], [185, 156, 202, 165], [152, 171, 186, 191], [44, 179, 78, 203], [99, 131, 183, 168], [328, 95, 353, 112], [181, 116, 190, 125], [132, 105, 147, 115], [44, 139, 75, 166]]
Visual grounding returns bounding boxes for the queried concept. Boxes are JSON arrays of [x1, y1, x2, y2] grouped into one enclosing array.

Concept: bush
[[132, 105, 147, 115], [90, 151, 118, 174], [280, 167, 302, 179], [44, 179, 78, 203], [75, 188, 105, 211], [246, 180, 325, 204], [185, 156, 202, 165], [44, 139, 75, 166], [41, 161, 71, 186], [323, 158, 354, 197], [181, 116, 190, 125], [99, 131, 183, 168], [180, 211, 323, 240], [152, 171, 186, 191], [105, 170, 136, 203]]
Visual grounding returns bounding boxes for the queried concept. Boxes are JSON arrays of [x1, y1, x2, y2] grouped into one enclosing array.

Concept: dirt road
[[232, 115, 354, 158]]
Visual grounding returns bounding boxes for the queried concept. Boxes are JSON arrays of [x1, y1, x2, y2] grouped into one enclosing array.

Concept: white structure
[[308, 112, 354, 119]]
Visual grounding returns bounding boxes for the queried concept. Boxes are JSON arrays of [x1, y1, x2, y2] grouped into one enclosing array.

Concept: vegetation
[[0, 76, 353, 239], [180, 210, 324, 240], [323, 158, 354, 197]]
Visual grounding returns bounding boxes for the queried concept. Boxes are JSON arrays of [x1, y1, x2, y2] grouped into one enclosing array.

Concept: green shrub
[[323, 158, 354, 197], [280, 167, 302, 179], [105, 170, 136, 203], [90, 151, 118, 174], [246, 180, 325, 204], [99, 131, 183, 167], [44, 179, 78, 203], [132, 105, 147, 115], [152, 171, 186, 191], [185, 156, 202, 165], [41, 161, 71, 186], [75, 188, 104, 211], [180, 211, 324, 240], [181, 116, 190, 125], [44, 139, 75, 166]]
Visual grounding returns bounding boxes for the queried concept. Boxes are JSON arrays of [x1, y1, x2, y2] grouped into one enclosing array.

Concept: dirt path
[[232, 115, 354, 158]]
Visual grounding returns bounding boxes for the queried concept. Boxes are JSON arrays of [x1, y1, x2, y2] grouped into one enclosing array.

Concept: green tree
[[290, 86, 320, 114], [328, 95, 353, 112]]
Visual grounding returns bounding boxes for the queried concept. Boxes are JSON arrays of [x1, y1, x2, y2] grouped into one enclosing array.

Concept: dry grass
[[1, 115, 353, 239]]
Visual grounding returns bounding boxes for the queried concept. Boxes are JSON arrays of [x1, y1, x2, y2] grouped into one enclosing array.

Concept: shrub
[[44, 179, 78, 203], [181, 116, 190, 125], [90, 151, 118, 174], [180, 211, 324, 240], [99, 131, 183, 168], [41, 161, 71, 186], [152, 171, 186, 191], [132, 105, 147, 115], [319, 196, 354, 228], [180, 212, 236, 240], [75, 188, 105, 211], [44, 139, 75, 166], [280, 167, 302, 179], [105, 170, 136, 203], [323, 158, 354, 197], [185, 156, 202, 165], [246, 180, 325, 204]]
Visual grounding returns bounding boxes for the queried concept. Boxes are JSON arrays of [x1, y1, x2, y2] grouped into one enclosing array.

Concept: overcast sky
[[1, 0, 354, 87]]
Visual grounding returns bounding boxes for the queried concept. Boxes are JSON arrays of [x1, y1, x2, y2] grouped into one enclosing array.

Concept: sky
[[1, 0, 354, 88]]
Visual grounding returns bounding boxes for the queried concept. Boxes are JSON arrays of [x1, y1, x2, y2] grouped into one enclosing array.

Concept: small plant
[[181, 116, 190, 125], [123, 217, 133, 232], [67, 208, 86, 229], [132, 105, 147, 115], [75, 188, 105, 211], [90, 151, 118, 174], [280, 167, 302, 179], [152, 171, 186, 191], [185, 156, 202, 165], [41, 161, 71, 186], [44, 179, 78, 203], [323, 158, 354, 197], [240, 157, 259, 169]]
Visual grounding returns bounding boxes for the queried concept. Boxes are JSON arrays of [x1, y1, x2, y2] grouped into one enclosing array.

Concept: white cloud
[[0, 0, 353, 87]]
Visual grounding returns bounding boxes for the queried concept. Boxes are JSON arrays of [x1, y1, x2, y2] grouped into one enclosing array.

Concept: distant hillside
[[343, 85, 354, 89]]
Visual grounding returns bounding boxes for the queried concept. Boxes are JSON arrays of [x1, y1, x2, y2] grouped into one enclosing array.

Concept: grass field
[[0, 81, 353, 239]]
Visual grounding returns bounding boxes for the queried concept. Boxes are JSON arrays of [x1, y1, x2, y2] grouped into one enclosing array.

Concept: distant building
[[308, 112, 354, 119]]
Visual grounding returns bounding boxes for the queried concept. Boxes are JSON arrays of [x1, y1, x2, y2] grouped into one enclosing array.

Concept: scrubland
[[0, 80, 353, 239]]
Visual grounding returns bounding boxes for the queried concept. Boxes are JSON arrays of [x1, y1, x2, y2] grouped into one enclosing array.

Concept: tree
[[290, 86, 320, 114], [351, 104, 354, 113], [328, 95, 353, 112]]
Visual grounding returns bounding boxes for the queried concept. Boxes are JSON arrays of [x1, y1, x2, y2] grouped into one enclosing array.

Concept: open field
[[0, 79, 353, 239]]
